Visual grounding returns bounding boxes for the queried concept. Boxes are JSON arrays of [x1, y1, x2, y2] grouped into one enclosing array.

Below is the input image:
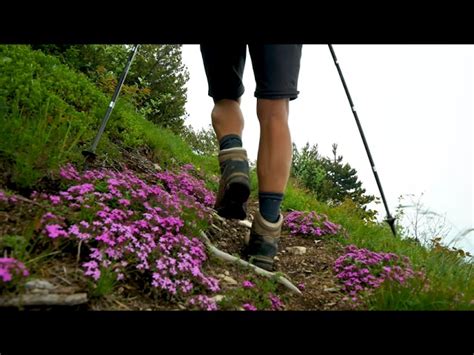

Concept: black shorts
[[200, 44, 302, 101]]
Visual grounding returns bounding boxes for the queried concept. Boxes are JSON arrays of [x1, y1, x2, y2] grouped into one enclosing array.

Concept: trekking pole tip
[[385, 216, 397, 237], [81, 150, 97, 171]]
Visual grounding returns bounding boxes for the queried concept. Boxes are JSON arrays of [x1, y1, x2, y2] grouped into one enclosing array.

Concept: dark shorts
[[200, 44, 302, 101]]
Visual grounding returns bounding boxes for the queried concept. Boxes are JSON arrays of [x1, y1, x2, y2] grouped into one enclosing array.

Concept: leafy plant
[[218, 276, 286, 311]]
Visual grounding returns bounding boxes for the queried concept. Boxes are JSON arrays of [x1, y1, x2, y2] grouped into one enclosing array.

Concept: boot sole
[[216, 181, 250, 220]]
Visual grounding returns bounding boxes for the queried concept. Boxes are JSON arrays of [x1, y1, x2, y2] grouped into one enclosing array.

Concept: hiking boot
[[214, 147, 250, 220], [243, 210, 282, 271]]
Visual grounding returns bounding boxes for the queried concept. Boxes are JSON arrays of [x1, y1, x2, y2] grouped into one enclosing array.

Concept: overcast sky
[[181, 44, 473, 253]]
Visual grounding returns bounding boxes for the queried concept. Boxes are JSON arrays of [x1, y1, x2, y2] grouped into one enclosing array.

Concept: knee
[[257, 99, 289, 125]]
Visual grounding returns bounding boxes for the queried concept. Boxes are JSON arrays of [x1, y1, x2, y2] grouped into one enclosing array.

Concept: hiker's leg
[[211, 98, 244, 142], [241, 99, 291, 270], [243, 45, 302, 270], [210, 98, 250, 219], [249, 44, 302, 194], [250, 44, 302, 224], [201, 45, 250, 219], [200, 44, 247, 142], [256, 98, 291, 194]]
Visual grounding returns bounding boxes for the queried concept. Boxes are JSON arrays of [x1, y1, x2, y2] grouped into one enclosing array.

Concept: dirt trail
[[205, 200, 352, 310]]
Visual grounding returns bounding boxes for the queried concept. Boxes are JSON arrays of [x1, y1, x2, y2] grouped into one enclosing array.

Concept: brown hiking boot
[[214, 147, 250, 220], [243, 210, 282, 271]]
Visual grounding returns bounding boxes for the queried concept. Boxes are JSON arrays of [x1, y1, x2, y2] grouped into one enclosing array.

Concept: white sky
[[181, 44, 473, 253]]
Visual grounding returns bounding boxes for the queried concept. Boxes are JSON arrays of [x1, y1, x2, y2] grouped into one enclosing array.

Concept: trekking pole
[[82, 44, 140, 167], [328, 44, 396, 237]]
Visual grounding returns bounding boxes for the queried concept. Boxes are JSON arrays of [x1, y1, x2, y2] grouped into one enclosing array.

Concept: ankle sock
[[259, 192, 284, 223], [219, 134, 242, 150]]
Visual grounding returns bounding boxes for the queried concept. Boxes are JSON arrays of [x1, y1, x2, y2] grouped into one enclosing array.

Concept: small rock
[[314, 240, 322, 244], [286, 246, 307, 255], [222, 276, 238, 285], [224, 270, 230, 276], [274, 256, 280, 262], [0, 293, 87, 307], [211, 295, 225, 303], [326, 302, 337, 307], [25, 279, 55, 291], [153, 163, 162, 171]]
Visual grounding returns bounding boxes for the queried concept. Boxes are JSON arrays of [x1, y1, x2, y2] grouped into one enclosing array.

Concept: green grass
[[90, 268, 117, 298], [0, 45, 218, 191], [135, 117, 218, 175]]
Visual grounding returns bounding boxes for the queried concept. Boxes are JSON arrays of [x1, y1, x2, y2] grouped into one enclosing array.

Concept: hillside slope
[[0, 45, 472, 311]]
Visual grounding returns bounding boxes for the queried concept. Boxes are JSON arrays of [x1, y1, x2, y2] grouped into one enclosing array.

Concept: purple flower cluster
[[0, 258, 29, 283], [268, 294, 284, 310], [242, 303, 257, 311], [334, 245, 419, 301], [284, 211, 341, 237], [188, 295, 218, 311], [242, 280, 255, 288], [156, 165, 215, 220], [31, 163, 219, 303]]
